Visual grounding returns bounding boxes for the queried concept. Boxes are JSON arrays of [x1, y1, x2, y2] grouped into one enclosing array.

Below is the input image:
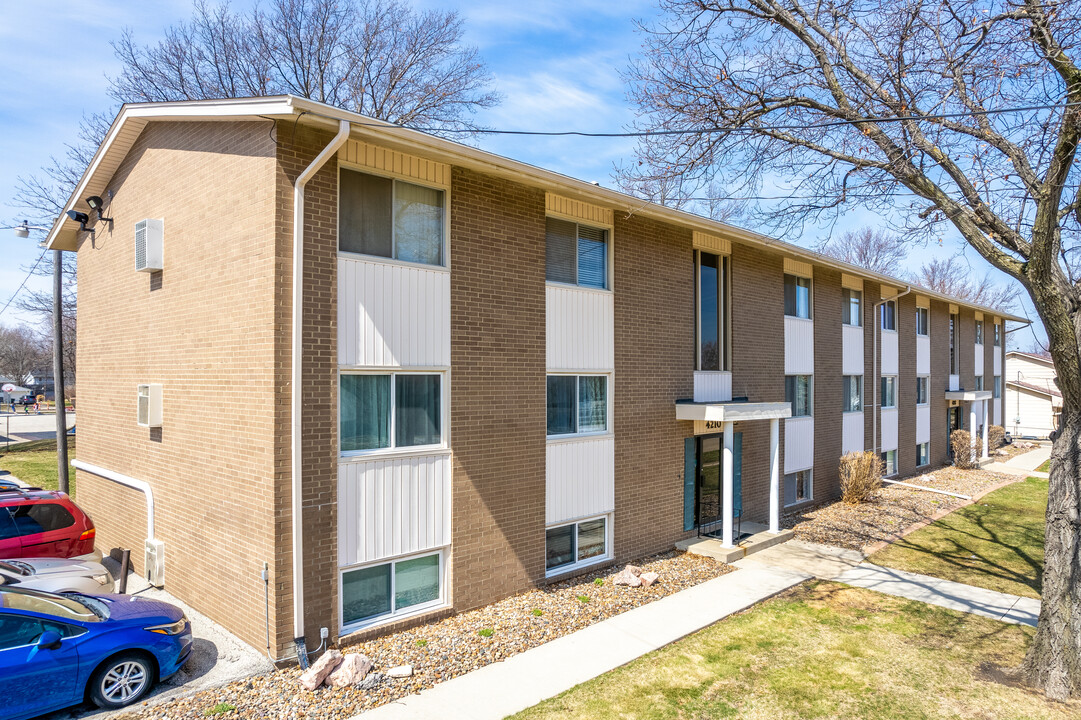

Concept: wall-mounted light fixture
[[85, 195, 113, 223]]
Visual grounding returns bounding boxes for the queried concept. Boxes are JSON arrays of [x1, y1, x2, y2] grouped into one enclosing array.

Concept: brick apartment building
[[45, 96, 1023, 660]]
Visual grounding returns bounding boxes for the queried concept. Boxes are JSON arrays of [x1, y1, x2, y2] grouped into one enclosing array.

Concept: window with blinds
[[545, 218, 609, 289]]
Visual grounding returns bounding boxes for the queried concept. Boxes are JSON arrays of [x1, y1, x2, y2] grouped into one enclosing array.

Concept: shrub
[[839, 451, 883, 504], [989, 425, 1006, 450], [951, 429, 978, 469]]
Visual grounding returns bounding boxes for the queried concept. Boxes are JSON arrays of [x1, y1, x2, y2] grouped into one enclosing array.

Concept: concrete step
[[676, 526, 794, 564]]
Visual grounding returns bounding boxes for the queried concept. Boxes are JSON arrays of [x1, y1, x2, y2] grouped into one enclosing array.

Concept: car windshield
[[0, 588, 104, 622]]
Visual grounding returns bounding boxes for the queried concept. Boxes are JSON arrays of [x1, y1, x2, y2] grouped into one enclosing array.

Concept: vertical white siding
[[974, 344, 984, 377], [693, 372, 732, 402], [881, 331, 898, 376], [338, 257, 451, 367], [842, 325, 864, 376], [949, 374, 960, 392], [916, 336, 931, 375], [338, 453, 452, 566], [545, 436, 616, 525], [1006, 389, 1056, 437], [841, 413, 864, 454], [916, 405, 930, 444], [880, 408, 899, 451], [784, 317, 815, 375], [995, 397, 1003, 426], [994, 349, 1002, 375], [546, 285, 614, 371], [784, 416, 815, 472]]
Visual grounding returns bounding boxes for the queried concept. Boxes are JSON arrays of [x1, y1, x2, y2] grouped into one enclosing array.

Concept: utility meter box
[[145, 539, 165, 587]]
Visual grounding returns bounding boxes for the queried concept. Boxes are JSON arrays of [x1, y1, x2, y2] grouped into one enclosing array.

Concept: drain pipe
[[291, 118, 351, 668], [871, 286, 912, 457], [72, 460, 155, 539]]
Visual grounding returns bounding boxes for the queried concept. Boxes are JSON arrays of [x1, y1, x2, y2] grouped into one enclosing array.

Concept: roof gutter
[[872, 286, 912, 458], [291, 118, 350, 668]]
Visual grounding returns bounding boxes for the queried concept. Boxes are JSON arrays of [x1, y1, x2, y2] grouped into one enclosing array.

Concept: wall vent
[[137, 384, 163, 427], [134, 219, 164, 272]]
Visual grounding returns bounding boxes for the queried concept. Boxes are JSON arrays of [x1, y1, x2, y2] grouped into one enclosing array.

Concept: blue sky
[[0, 0, 1041, 344]]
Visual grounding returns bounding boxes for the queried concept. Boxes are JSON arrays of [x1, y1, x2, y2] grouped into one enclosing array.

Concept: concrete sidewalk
[[984, 445, 1051, 478], [834, 563, 1040, 626], [352, 565, 810, 720]]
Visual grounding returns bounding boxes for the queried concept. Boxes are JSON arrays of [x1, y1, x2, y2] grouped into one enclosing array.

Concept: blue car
[[0, 585, 192, 719]]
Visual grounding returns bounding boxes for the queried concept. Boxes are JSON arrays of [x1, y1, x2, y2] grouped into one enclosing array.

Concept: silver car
[[0, 557, 113, 593]]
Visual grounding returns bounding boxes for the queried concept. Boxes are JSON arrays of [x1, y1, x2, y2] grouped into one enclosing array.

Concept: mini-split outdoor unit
[[137, 384, 163, 427], [134, 218, 164, 272]]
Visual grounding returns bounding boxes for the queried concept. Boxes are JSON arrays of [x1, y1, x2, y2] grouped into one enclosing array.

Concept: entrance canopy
[[675, 400, 792, 423], [944, 390, 992, 402]]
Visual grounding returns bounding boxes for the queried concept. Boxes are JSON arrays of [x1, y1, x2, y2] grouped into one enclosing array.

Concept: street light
[[4, 220, 70, 495]]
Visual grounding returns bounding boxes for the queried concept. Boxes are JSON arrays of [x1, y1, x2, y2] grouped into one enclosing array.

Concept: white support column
[[969, 403, 977, 455], [722, 421, 735, 548], [982, 398, 990, 459], [769, 418, 780, 533]]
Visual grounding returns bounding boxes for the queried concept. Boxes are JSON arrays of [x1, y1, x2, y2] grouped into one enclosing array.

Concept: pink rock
[[325, 653, 373, 687], [614, 565, 643, 587], [640, 572, 660, 587], [299, 649, 343, 691]]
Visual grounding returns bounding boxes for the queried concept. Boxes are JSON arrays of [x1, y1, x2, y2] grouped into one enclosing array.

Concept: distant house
[[23, 369, 54, 401], [0, 377, 30, 405], [1005, 351, 1060, 439]]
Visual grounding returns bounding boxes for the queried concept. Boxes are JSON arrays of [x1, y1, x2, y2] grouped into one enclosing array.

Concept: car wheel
[[89, 652, 155, 709]]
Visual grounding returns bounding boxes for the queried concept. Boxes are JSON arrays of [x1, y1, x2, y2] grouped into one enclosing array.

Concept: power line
[[0, 248, 48, 320]]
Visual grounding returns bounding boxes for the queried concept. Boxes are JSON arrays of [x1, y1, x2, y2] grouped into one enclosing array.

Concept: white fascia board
[[944, 390, 993, 401], [676, 401, 792, 422]]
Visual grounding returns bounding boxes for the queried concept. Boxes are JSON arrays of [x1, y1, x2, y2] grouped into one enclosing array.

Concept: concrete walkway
[[833, 563, 1040, 626], [985, 444, 1051, 478], [352, 565, 810, 720]]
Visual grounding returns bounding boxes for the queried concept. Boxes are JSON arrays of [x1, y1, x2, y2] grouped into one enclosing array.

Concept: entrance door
[[684, 432, 742, 538], [947, 406, 963, 457], [696, 435, 722, 528]]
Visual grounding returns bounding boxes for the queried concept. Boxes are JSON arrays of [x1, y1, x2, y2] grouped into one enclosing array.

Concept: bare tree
[[626, 0, 1081, 697], [817, 227, 909, 275], [915, 256, 1021, 311], [0, 326, 49, 386]]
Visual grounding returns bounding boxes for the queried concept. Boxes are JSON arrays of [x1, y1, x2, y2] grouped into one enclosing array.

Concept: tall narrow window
[[994, 375, 1002, 398], [785, 375, 813, 417], [842, 288, 862, 326], [881, 376, 897, 408], [975, 376, 984, 391], [975, 320, 984, 345], [994, 323, 1002, 347], [949, 313, 959, 373], [339, 169, 444, 265], [843, 375, 863, 413], [881, 300, 896, 331], [545, 218, 609, 289], [916, 307, 929, 336], [697, 251, 729, 370], [784, 274, 811, 319]]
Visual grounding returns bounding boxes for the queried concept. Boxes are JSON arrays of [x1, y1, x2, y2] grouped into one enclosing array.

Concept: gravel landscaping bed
[[113, 551, 730, 720], [783, 466, 1017, 551]]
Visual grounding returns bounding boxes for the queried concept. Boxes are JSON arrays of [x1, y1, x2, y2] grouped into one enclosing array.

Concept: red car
[[0, 488, 96, 558]]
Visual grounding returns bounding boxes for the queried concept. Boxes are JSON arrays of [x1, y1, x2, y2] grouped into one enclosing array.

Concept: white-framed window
[[843, 375, 863, 413], [784, 274, 812, 319], [916, 442, 930, 467], [696, 250, 730, 371], [949, 313, 959, 373], [546, 218, 609, 290], [339, 372, 443, 455], [916, 307, 929, 336], [975, 320, 984, 344], [880, 300, 896, 331], [546, 374, 608, 437], [338, 167, 446, 266], [340, 550, 444, 632], [881, 376, 897, 408], [994, 375, 1002, 399], [916, 376, 929, 405], [994, 323, 1002, 347], [546, 515, 609, 574], [785, 375, 813, 417], [842, 288, 862, 327], [975, 375, 984, 391], [784, 469, 812, 506], [881, 449, 897, 476]]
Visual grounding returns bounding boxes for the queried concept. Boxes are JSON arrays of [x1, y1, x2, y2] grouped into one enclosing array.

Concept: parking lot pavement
[[0, 411, 75, 444], [41, 558, 273, 719]]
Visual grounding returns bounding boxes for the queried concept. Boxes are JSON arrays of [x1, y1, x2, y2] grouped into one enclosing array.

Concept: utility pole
[[53, 249, 69, 494]]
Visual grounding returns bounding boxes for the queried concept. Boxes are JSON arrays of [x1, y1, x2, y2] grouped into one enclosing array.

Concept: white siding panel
[[693, 372, 732, 403], [546, 436, 615, 525], [842, 325, 864, 376], [338, 454, 451, 566], [975, 344, 984, 377], [338, 257, 451, 368], [784, 317, 815, 375], [994, 349, 1002, 375], [995, 397, 1002, 427], [784, 416, 814, 472], [881, 408, 899, 451], [949, 374, 960, 392], [916, 336, 931, 375], [917, 405, 931, 444], [881, 331, 898, 376], [546, 285, 615, 371], [1006, 390, 1056, 437], [841, 413, 864, 454]]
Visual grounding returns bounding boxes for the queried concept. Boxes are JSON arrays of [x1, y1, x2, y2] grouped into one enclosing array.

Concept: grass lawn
[[511, 581, 1076, 720], [1037, 458, 1050, 473], [0, 438, 76, 496], [870, 476, 1045, 599]]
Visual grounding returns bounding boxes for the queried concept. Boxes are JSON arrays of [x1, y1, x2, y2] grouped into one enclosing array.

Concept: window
[[994, 323, 1002, 347], [0, 615, 46, 650], [994, 375, 1002, 399], [340, 373, 441, 453], [881, 449, 897, 475], [7, 503, 75, 537], [843, 375, 863, 413], [842, 288, 862, 327], [975, 376, 984, 391], [917, 442, 929, 467], [696, 251, 730, 371], [881, 376, 897, 408], [339, 169, 444, 266], [916, 307, 929, 336], [546, 517, 608, 572], [341, 552, 442, 629], [784, 469, 812, 506], [546, 375, 608, 436], [785, 375, 813, 417], [546, 218, 608, 289], [975, 320, 984, 345], [880, 300, 896, 331], [916, 376, 929, 405], [784, 274, 812, 319], [949, 313, 959, 373]]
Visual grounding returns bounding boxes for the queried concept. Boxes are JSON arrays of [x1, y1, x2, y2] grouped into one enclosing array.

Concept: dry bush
[[989, 425, 1006, 450], [839, 451, 883, 504], [951, 429, 978, 469]]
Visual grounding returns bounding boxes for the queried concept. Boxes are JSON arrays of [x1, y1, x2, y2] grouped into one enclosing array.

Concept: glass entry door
[[947, 406, 963, 457], [696, 435, 722, 528]]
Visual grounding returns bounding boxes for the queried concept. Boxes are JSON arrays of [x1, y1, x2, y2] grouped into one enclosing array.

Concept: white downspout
[[871, 285, 912, 458], [71, 460, 155, 539], [291, 119, 351, 664]]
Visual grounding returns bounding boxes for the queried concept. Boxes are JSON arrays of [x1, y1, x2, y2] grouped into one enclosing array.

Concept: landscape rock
[[298, 649, 343, 691], [994, 449, 1009, 456], [356, 672, 384, 690], [614, 565, 644, 587], [386, 664, 413, 678], [639, 571, 660, 587], [324, 653, 373, 687]]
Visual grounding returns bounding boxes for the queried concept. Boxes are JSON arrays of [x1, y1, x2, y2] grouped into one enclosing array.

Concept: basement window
[[340, 551, 444, 631], [545, 516, 609, 574]]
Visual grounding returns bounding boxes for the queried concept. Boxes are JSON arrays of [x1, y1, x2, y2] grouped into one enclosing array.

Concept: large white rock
[[386, 664, 414, 678], [299, 650, 343, 691], [325, 653, 373, 687]]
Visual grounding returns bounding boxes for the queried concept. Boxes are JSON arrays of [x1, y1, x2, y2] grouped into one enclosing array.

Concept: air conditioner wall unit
[[137, 384, 163, 427], [135, 218, 164, 272]]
